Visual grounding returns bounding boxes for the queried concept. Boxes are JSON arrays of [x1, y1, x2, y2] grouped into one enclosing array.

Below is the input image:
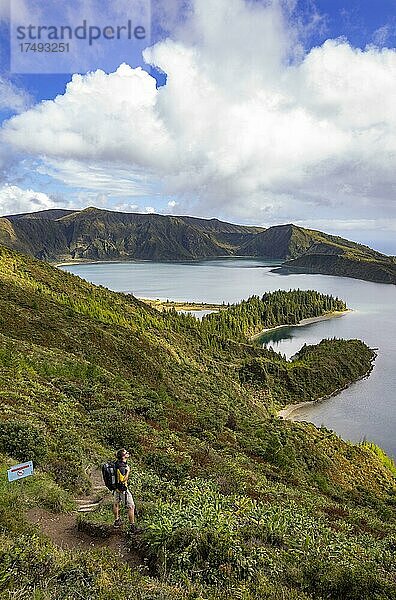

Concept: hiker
[[113, 448, 135, 529]]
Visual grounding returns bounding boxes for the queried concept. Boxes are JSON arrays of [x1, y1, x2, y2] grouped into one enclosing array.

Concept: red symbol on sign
[[10, 464, 29, 473]]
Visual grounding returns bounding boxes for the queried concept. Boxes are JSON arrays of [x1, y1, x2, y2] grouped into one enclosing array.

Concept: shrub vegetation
[[0, 245, 394, 599]]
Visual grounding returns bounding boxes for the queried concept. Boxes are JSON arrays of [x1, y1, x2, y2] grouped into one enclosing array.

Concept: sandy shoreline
[[250, 309, 351, 341], [278, 401, 316, 419], [140, 298, 223, 312]]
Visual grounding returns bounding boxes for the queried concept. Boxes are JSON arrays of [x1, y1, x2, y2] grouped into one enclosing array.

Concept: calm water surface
[[61, 259, 396, 457]]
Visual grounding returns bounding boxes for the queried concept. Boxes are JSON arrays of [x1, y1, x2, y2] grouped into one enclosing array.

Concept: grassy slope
[[2, 207, 264, 261], [3, 208, 396, 286], [292, 225, 385, 260], [284, 253, 396, 284], [242, 224, 396, 284], [0, 245, 395, 599], [242, 224, 385, 261], [283, 226, 396, 284]]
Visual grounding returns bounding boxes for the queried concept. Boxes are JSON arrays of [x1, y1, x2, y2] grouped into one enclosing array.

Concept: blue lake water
[[60, 259, 396, 458]]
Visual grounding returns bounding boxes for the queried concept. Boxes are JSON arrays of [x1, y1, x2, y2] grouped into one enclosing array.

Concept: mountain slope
[[3, 207, 264, 261], [240, 223, 385, 260], [241, 223, 396, 284], [240, 223, 314, 258], [1, 208, 395, 284], [282, 253, 396, 284], [0, 244, 395, 599], [5, 208, 76, 221]]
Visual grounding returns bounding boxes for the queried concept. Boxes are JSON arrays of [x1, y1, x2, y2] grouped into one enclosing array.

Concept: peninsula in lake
[[1, 206, 395, 285]]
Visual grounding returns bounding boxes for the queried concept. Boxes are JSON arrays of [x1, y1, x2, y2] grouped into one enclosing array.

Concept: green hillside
[[241, 224, 385, 261], [242, 224, 396, 284], [0, 245, 395, 599], [202, 290, 346, 340], [1, 208, 395, 284], [2, 207, 263, 261], [282, 253, 396, 285]]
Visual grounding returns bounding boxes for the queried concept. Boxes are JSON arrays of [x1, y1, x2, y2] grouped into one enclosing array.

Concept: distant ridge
[[1, 207, 264, 261], [5, 208, 76, 221], [1, 207, 395, 284]]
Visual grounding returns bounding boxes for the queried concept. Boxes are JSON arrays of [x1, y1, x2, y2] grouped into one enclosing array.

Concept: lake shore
[[54, 255, 265, 268], [250, 309, 351, 341], [139, 298, 223, 312], [55, 259, 148, 267], [54, 259, 395, 456], [278, 360, 376, 421]]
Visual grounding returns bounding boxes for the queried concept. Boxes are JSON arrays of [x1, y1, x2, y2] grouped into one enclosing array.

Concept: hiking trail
[[27, 466, 144, 569]]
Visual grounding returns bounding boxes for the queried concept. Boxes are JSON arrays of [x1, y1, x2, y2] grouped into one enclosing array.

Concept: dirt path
[[26, 467, 143, 569]]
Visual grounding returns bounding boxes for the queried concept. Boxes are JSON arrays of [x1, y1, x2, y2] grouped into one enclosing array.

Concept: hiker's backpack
[[102, 461, 117, 491]]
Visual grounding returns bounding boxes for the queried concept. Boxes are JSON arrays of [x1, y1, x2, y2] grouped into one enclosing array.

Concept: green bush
[[0, 533, 184, 599], [360, 441, 396, 477], [303, 552, 396, 599], [145, 451, 193, 484], [0, 421, 47, 464], [0, 534, 55, 591]]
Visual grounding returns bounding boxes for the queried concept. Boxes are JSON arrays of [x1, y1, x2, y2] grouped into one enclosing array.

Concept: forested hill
[[0, 243, 395, 599], [202, 290, 346, 340], [1, 207, 395, 284]]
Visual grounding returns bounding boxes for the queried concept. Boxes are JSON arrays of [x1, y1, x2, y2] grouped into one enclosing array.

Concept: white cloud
[[0, 146, 13, 181], [112, 202, 140, 212], [3, 65, 170, 166], [1, 0, 396, 232], [0, 184, 60, 215], [0, 183, 149, 217], [294, 218, 396, 233], [37, 158, 157, 196], [372, 25, 391, 47], [0, 77, 31, 112]]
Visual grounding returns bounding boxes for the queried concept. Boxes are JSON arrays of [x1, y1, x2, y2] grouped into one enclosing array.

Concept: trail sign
[[7, 461, 34, 482]]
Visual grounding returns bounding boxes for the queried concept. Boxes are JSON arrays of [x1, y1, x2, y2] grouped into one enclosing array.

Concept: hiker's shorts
[[114, 489, 135, 509]]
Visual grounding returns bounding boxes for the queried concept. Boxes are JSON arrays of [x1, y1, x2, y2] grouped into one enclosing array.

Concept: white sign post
[[7, 461, 34, 482]]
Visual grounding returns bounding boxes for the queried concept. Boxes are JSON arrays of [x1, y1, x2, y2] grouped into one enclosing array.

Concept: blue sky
[[306, 0, 396, 47], [2, 0, 396, 103], [0, 0, 395, 253]]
